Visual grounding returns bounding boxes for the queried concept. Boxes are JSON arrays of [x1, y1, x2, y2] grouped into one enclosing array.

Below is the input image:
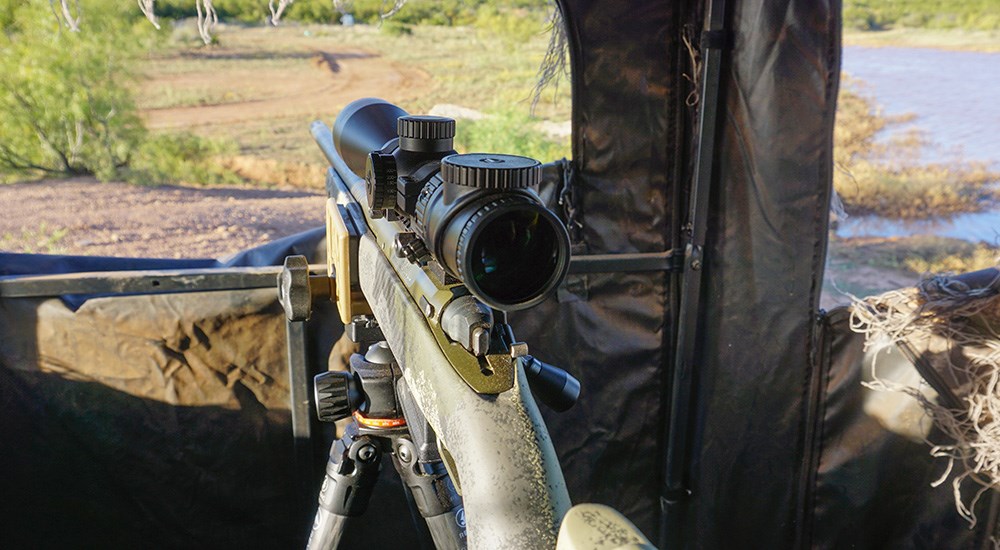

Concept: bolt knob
[[397, 115, 455, 153], [314, 370, 362, 423], [365, 151, 397, 211], [441, 153, 541, 190]]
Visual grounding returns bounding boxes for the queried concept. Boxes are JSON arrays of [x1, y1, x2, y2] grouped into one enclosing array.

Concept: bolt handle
[[523, 355, 581, 412]]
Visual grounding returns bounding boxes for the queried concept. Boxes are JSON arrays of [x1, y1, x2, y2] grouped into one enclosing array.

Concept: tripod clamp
[[307, 317, 466, 550]]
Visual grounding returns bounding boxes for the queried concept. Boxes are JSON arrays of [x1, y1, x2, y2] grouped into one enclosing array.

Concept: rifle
[[302, 98, 583, 549]]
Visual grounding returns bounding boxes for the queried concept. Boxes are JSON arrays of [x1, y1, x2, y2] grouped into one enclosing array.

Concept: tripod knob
[[314, 370, 363, 422]]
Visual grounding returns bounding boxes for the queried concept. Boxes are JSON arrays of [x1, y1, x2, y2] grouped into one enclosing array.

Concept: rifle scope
[[333, 98, 570, 311]]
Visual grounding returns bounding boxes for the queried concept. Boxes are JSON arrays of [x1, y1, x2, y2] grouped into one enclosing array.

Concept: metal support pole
[[661, 0, 729, 547], [285, 318, 313, 462]]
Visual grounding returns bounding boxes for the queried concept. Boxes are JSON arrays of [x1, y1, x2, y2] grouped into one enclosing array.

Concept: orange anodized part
[[353, 411, 407, 429]]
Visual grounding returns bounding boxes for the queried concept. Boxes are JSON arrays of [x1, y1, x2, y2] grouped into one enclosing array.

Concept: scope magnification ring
[[413, 177, 441, 239], [454, 193, 569, 311]]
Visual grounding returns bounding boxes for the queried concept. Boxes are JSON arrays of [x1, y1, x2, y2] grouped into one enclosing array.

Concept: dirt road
[[144, 48, 428, 130]]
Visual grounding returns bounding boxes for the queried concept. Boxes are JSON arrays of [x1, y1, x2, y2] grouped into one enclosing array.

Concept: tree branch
[[6, 88, 72, 172]]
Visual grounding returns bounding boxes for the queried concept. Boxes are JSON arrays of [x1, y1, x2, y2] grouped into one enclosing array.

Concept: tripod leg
[[391, 436, 467, 550], [307, 424, 383, 550]]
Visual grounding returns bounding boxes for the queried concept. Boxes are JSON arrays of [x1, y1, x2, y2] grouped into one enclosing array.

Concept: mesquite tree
[[49, 0, 81, 32], [137, 0, 160, 30], [268, 0, 294, 25], [195, 0, 218, 44]]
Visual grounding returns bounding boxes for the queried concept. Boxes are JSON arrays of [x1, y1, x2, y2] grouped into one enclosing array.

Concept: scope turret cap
[[397, 115, 455, 153], [441, 153, 542, 190]]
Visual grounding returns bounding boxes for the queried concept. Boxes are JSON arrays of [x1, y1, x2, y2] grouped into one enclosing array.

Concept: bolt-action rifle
[[300, 98, 652, 550]]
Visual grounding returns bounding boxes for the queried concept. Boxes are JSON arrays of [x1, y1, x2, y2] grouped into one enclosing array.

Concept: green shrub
[[0, 0, 154, 181], [127, 133, 241, 186], [285, 0, 337, 24], [380, 20, 413, 36], [157, 0, 267, 24], [455, 110, 570, 162], [843, 0, 1000, 32]]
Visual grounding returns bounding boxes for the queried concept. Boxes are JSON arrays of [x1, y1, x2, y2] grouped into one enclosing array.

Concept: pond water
[[842, 45, 1000, 168], [836, 209, 1000, 243], [836, 46, 1000, 242]]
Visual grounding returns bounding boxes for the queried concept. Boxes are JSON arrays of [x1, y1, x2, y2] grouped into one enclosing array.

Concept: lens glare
[[469, 209, 559, 305]]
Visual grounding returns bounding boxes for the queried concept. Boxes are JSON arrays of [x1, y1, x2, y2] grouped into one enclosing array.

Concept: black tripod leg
[[391, 436, 467, 550], [307, 424, 383, 550]]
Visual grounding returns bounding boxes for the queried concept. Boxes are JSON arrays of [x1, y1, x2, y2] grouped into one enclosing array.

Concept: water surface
[[843, 46, 1000, 168]]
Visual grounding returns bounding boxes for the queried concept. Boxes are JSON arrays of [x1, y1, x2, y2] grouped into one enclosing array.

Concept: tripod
[[306, 317, 467, 550]]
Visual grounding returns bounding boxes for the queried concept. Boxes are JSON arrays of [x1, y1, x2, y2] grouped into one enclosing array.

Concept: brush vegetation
[[834, 82, 999, 219], [830, 236, 1000, 276], [844, 0, 1000, 31], [154, 0, 553, 27], [137, 21, 570, 187], [0, 0, 239, 185]]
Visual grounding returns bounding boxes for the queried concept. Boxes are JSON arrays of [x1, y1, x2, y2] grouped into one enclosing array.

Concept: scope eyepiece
[[332, 98, 571, 311]]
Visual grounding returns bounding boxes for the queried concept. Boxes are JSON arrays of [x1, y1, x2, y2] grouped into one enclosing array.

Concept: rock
[[429, 104, 487, 121]]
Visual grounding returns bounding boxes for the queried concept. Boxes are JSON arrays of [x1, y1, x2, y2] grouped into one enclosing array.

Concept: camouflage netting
[[850, 269, 1000, 527]]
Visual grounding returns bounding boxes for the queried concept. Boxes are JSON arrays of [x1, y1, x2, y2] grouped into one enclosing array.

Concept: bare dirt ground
[[143, 48, 428, 130], [821, 263, 918, 309], [0, 178, 325, 258]]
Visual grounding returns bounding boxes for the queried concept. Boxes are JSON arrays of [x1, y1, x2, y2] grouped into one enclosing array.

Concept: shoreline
[[843, 28, 1000, 53]]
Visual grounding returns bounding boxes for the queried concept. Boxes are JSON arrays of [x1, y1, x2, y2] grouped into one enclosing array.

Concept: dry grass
[[830, 236, 1000, 276]]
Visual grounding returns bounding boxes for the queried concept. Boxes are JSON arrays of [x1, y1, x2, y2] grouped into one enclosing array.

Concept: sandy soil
[[0, 178, 325, 259], [821, 264, 918, 310]]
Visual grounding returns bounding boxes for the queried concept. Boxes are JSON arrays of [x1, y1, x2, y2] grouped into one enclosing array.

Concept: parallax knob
[[365, 151, 397, 212]]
